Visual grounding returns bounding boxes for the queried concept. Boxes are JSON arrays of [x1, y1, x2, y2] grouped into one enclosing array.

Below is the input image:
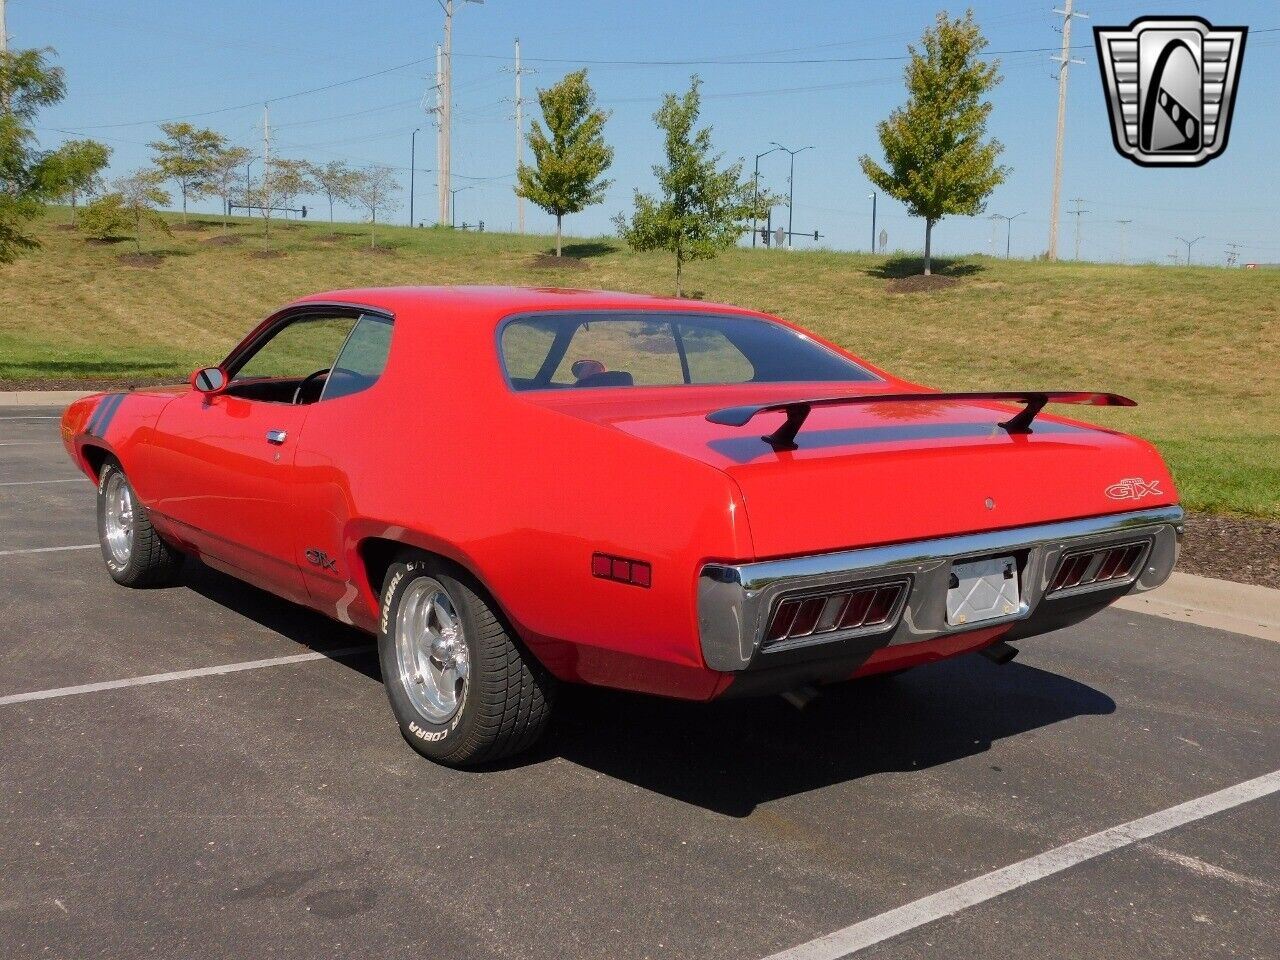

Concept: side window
[[322, 313, 394, 401], [550, 320, 684, 386], [680, 325, 755, 384], [233, 314, 356, 384]]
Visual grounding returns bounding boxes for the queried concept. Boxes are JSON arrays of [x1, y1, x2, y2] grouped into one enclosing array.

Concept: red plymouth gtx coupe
[[61, 287, 1182, 765]]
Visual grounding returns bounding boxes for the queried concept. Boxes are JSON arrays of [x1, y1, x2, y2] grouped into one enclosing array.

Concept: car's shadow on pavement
[[535, 658, 1115, 817], [181, 560, 1114, 818]]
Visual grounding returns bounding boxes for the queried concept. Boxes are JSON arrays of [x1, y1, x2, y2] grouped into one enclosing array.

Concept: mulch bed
[[1179, 512, 1280, 589], [886, 274, 960, 293], [1, 377, 180, 391], [202, 234, 243, 246], [117, 253, 163, 268], [54, 223, 79, 231], [170, 223, 206, 232], [529, 254, 588, 270], [357, 245, 398, 256], [248, 250, 286, 260]]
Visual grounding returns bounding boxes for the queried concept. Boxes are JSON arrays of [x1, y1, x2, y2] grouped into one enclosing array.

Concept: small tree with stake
[[516, 69, 613, 258], [46, 138, 111, 227], [89, 169, 172, 254], [305, 159, 358, 225], [348, 165, 399, 248], [207, 144, 252, 234], [859, 10, 1007, 276], [616, 76, 763, 297], [148, 121, 226, 224]]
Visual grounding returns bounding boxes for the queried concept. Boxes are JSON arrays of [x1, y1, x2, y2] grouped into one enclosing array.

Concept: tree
[[148, 122, 226, 223], [266, 158, 314, 223], [859, 11, 1007, 275], [305, 159, 357, 224], [0, 47, 70, 262], [78, 192, 132, 242], [107, 169, 172, 253], [615, 76, 762, 296], [515, 69, 613, 257], [45, 138, 111, 226], [348, 165, 399, 248], [207, 145, 252, 233]]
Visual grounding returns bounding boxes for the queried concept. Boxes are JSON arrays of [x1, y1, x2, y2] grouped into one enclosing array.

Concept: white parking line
[[0, 645, 372, 707], [764, 768, 1280, 960], [0, 543, 97, 556], [0, 478, 85, 487]]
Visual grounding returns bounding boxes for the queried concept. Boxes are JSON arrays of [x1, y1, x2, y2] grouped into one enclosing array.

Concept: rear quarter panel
[[304, 305, 753, 699]]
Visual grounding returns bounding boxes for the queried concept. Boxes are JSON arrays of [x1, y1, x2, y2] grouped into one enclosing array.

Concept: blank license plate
[[947, 556, 1020, 626]]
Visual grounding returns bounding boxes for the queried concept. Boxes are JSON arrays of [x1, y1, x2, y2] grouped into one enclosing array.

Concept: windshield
[[500, 311, 878, 391]]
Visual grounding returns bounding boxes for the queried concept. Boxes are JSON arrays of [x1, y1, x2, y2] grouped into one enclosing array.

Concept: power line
[[1069, 197, 1090, 260]]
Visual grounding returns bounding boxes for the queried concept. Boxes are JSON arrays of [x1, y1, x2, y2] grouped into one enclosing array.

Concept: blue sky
[[20, 0, 1280, 264]]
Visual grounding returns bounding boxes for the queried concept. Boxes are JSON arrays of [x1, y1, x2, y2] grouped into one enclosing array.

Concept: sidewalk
[[0, 390, 96, 407], [1115, 572, 1279, 643]]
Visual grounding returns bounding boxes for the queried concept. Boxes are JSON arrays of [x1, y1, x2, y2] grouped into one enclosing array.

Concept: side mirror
[[191, 366, 228, 395]]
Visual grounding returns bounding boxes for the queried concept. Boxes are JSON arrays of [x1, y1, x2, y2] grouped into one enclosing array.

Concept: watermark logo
[[1094, 16, 1247, 167], [1105, 478, 1163, 501]]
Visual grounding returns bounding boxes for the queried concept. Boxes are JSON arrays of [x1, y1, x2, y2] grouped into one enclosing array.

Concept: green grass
[[2, 208, 1277, 518]]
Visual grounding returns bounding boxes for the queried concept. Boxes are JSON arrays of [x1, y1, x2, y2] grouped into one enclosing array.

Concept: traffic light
[[301, 205, 308, 219]]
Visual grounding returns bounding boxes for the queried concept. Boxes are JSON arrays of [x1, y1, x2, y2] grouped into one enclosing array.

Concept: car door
[[147, 307, 361, 603], [290, 310, 396, 623]]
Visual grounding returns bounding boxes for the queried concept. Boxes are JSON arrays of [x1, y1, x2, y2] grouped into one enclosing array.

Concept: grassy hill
[[2, 209, 1276, 519]]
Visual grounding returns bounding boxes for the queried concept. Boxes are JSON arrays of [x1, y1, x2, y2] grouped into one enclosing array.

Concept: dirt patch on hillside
[[886, 274, 960, 293], [1179, 512, 1280, 589], [118, 253, 164, 268], [529, 254, 588, 270], [357, 245, 397, 256], [85, 236, 128, 245], [202, 234, 243, 246], [248, 249, 286, 260]]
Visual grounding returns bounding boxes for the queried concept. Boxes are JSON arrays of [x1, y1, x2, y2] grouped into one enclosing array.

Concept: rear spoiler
[[705, 391, 1136, 450]]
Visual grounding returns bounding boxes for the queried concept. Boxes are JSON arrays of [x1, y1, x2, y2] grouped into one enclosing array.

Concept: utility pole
[[436, 0, 484, 226], [1225, 241, 1241, 267], [1048, 0, 1087, 261], [1069, 197, 1089, 260], [1116, 219, 1132, 264], [1176, 235, 1204, 266], [434, 44, 444, 224], [511, 37, 532, 233], [771, 142, 812, 249]]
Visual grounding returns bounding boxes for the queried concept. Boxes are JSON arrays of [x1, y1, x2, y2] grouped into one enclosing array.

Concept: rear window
[[500, 312, 877, 391]]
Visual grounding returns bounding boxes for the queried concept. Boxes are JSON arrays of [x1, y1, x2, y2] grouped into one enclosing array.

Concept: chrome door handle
[[266, 430, 288, 445]]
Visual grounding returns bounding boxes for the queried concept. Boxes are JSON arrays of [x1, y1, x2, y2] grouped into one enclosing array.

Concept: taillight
[[1048, 541, 1147, 593], [763, 581, 907, 650]]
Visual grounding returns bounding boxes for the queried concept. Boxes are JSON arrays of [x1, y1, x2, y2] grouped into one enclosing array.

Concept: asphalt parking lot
[[2, 406, 1277, 960]]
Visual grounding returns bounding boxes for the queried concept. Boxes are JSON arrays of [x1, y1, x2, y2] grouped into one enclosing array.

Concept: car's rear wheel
[[378, 553, 555, 766], [96, 458, 184, 587]]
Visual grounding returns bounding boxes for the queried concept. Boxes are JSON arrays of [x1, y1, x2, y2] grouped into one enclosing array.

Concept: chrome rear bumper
[[697, 505, 1183, 672]]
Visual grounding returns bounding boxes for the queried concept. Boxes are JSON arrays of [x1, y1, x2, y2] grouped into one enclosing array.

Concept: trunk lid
[[527, 385, 1179, 559]]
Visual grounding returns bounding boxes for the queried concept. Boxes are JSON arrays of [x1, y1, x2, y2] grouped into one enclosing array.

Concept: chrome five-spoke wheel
[[102, 469, 135, 567], [394, 577, 470, 723]]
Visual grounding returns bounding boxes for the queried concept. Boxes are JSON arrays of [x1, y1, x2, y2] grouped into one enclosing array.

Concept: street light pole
[[868, 192, 877, 254], [1005, 211, 1027, 259], [752, 146, 784, 248], [771, 142, 812, 249], [409, 128, 420, 227], [449, 184, 475, 227], [1176, 235, 1204, 266]]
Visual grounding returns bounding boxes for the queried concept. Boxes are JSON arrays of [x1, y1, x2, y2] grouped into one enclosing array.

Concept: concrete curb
[[1114, 572, 1280, 642], [0, 390, 97, 407]]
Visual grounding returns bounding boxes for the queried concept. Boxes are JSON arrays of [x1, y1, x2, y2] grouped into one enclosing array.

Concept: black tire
[[377, 553, 555, 766], [96, 458, 184, 587]]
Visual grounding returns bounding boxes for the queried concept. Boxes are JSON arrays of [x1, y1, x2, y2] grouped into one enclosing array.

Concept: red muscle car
[[61, 287, 1182, 765]]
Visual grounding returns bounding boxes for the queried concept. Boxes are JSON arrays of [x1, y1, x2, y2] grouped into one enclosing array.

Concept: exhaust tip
[[980, 641, 1019, 665], [780, 685, 821, 710]]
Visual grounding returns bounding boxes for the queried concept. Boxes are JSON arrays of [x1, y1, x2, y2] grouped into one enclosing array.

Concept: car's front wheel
[[377, 554, 555, 766], [96, 458, 184, 587]]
